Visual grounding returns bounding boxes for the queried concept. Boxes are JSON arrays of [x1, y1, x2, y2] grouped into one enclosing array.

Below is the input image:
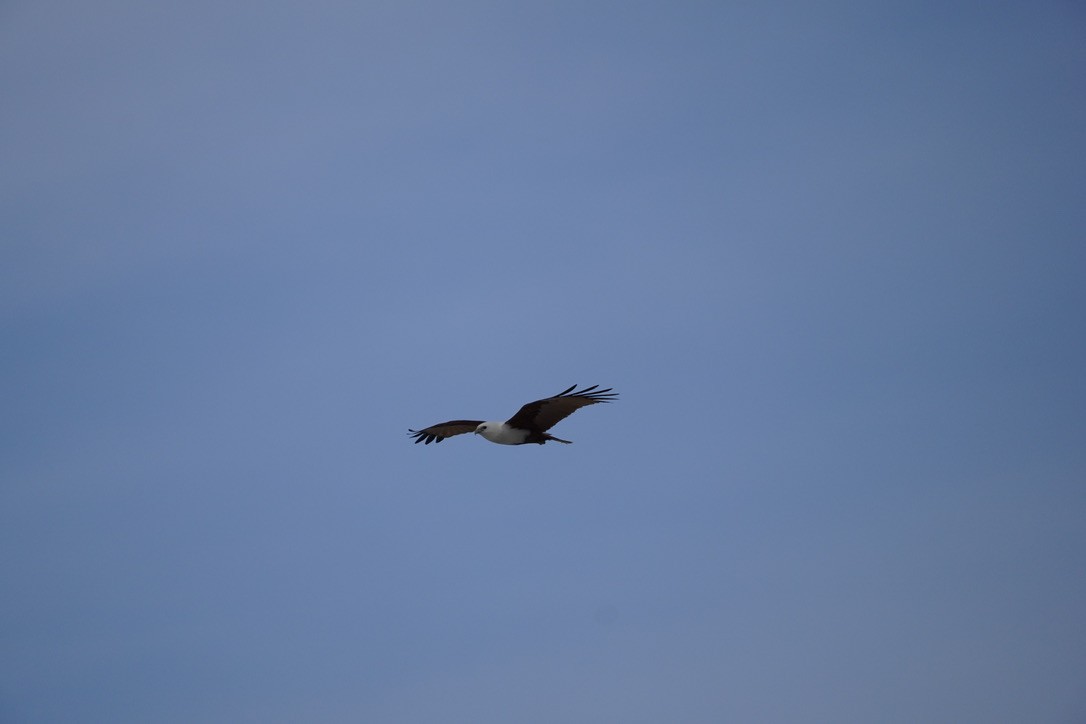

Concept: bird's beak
[[473, 429, 480, 434]]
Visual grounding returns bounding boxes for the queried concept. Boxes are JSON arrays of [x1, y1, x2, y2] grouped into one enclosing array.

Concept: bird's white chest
[[477, 423, 529, 445]]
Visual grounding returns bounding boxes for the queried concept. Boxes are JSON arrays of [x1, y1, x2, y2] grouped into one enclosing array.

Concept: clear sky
[[3, 2, 1085, 722]]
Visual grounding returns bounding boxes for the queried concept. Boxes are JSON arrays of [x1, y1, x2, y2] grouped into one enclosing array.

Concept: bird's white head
[[474, 422, 498, 440]]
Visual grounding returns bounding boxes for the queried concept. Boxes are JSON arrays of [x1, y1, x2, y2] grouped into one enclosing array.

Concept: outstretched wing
[[505, 384, 618, 432], [408, 420, 483, 445]]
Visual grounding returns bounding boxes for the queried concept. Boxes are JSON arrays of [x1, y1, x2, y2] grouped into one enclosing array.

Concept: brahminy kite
[[408, 384, 618, 445]]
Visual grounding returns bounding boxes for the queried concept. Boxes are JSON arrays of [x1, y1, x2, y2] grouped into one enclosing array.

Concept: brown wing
[[504, 385, 618, 432], [408, 420, 484, 445]]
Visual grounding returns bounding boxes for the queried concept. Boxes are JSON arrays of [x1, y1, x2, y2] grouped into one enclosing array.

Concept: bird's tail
[[545, 434, 573, 444]]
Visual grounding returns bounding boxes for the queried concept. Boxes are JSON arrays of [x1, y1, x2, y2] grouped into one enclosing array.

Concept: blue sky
[[3, 2, 1085, 722]]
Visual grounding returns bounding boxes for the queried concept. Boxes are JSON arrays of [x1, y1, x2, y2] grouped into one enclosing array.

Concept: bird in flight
[[409, 384, 618, 446]]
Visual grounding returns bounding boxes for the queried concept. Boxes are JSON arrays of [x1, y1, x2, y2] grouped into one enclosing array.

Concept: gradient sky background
[[3, 2, 1085, 722]]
